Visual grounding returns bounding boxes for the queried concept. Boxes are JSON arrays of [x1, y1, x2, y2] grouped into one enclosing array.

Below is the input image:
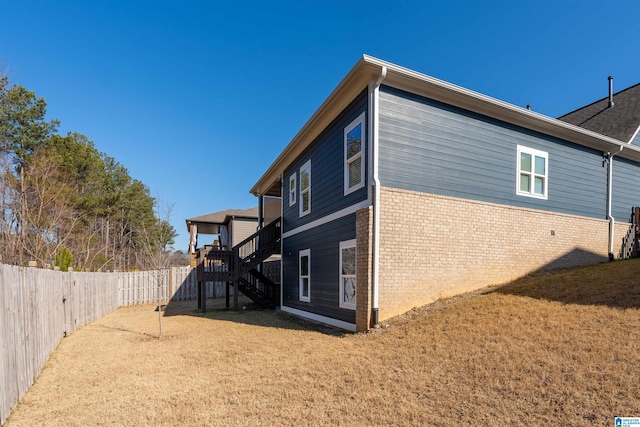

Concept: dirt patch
[[6, 260, 640, 426]]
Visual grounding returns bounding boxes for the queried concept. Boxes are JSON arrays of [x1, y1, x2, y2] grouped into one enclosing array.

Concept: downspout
[[257, 194, 264, 273], [370, 65, 387, 327], [607, 145, 624, 260], [258, 195, 264, 230], [280, 174, 284, 308]]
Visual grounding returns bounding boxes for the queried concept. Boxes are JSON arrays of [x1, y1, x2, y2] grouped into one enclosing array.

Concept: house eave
[[251, 56, 640, 197], [250, 57, 380, 197]]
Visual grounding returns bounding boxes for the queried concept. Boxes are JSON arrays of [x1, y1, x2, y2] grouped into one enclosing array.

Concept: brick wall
[[373, 187, 634, 322], [355, 206, 373, 332]]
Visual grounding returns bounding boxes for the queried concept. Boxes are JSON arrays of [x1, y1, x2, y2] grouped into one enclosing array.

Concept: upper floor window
[[344, 113, 365, 195], [300, 160, 311, 217], [289, 173, 296, 206], [517, 145, 548, 199]]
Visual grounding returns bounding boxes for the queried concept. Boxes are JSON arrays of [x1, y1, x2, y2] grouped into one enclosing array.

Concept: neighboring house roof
[[185, 207, 258, 234], [558, 82, 640, 143], [250, 55, 640, 197]]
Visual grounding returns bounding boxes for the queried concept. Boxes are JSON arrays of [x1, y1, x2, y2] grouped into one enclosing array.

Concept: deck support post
[[225, 281, 230, 308], [233, 281, 239, 310], [200, 280, 207, 312]]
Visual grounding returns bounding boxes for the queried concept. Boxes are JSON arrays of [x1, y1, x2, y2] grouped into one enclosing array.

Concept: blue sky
[[2, 1, 640, 252]]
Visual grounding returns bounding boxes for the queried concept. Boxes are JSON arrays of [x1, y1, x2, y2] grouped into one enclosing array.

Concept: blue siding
[[613, 157, 640, 222], [282, 89, 369, 233], [282, 214, 356, 323], [379, 86, 609, 219]]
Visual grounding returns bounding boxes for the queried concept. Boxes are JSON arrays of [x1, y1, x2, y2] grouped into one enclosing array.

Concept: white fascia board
[[250, 58, 380, 196], [252, 55, 640, 198], [367, 55, 640, 162], [628, 125, 640, 146]]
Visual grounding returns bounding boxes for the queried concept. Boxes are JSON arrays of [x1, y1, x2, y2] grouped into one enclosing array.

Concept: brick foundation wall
[[375, 187, 634, 322], [355, 206, 373, 332]]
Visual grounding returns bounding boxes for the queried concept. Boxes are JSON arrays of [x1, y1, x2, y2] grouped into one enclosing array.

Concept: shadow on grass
[[493, 249, 640, 309], [162, 297, 346, 336]]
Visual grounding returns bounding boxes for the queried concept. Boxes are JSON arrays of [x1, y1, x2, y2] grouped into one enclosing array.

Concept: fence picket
[[0, 264, 201, 425]]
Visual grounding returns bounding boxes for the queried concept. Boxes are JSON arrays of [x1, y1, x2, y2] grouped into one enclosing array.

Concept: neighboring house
[[247, 55, 640, 332], [558, 79, 640, 144], [185, 207, 260, 267], [186, 202, 282, 311]]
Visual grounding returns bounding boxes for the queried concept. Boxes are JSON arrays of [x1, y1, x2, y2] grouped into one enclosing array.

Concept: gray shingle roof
[[557, 82, 640, 143], [185, 207, 258, 233]]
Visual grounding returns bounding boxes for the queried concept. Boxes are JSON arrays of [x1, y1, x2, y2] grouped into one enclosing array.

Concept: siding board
[[613, 157, 640, 222], [283, 89, 369, 233], [282, 214, 356, 324], [379, 86, 608, 219]]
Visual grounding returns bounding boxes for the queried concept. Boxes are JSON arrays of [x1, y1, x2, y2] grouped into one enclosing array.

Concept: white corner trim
[[282, 199, 371, 239], [629, 124, 640, 145]]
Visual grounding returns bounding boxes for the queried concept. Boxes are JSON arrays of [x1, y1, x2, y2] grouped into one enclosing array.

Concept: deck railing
[[196, 217, 282, 311]]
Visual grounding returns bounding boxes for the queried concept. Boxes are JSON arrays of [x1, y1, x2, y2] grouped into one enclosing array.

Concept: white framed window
[[299, 160, 311, 217], [517, 145, 548, 200], [344, 113, 365, 195], [339, 240, 356, 309], [289, 173, 296, 207], [299, 249, 310, 302]]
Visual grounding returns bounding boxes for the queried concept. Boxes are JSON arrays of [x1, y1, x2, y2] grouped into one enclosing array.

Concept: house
[[244, 55, 640, 332], [185, 207, 260, 268], [558, 78, 640, 144]]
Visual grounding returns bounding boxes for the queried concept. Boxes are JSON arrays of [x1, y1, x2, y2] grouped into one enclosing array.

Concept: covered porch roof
[[185, 207, 258, 235]]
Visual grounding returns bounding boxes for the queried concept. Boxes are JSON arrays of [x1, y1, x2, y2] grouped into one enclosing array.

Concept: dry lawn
[[5, 259, 640, 426]]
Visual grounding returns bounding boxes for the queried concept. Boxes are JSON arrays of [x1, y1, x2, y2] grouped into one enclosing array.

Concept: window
[[300, 160, 311, 217], [344, 113, 365, 195], [339, 240, 356, 309], [299, 249, 310, 302], [517, 145, 548, 199], [289, 173, 296, 206]]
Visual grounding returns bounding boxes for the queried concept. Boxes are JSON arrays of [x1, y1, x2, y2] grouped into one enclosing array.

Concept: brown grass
[[6, 259, 640, 426]]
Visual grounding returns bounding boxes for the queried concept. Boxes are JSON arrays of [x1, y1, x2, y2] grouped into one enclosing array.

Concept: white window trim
[[339, 239, 357, 310], [289, 173, 296, 207], [344, 112, 366, 195], [516, 145, 548, 200], [299, 249, 310, 302], [299, 160, 311, 217]]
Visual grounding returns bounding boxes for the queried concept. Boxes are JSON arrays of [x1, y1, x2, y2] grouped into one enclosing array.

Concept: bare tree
[[20, 148, 76, 267]]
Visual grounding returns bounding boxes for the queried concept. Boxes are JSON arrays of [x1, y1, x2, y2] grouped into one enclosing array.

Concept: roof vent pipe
[[608, 76, 614, 108]]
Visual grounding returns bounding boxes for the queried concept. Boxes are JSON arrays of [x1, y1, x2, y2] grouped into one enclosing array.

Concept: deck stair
[[196, 217, 281, 311]]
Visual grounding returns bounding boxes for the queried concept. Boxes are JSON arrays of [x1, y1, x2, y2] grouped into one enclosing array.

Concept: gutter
[[607, 145, 625, 260], [370, 65, 387, 327]]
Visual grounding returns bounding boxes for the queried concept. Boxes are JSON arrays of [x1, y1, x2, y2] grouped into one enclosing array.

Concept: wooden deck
[[195, 217, 281, 311]]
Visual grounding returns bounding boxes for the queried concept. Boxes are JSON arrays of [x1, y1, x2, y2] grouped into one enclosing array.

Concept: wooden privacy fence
[[0, 264, 203, 426]]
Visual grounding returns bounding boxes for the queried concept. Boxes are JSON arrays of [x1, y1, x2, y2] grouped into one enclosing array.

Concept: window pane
[[534, 177, 544, 195], [302, 192, 309, 212], [348, 157, 361, 188], [535, 156, 546, 175], [301, 168, 309, 189], [300, 255, 308, 276], [343, 277, 356, 304], [301, 278, 309, 297], [347, 124, 362, 159], [520, 174, 530, 192], [341, 246, 356, 275], [520, 153, 532, 172]]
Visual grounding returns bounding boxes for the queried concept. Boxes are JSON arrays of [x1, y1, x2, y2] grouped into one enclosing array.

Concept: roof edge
[[250, 56, 640, 196]]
